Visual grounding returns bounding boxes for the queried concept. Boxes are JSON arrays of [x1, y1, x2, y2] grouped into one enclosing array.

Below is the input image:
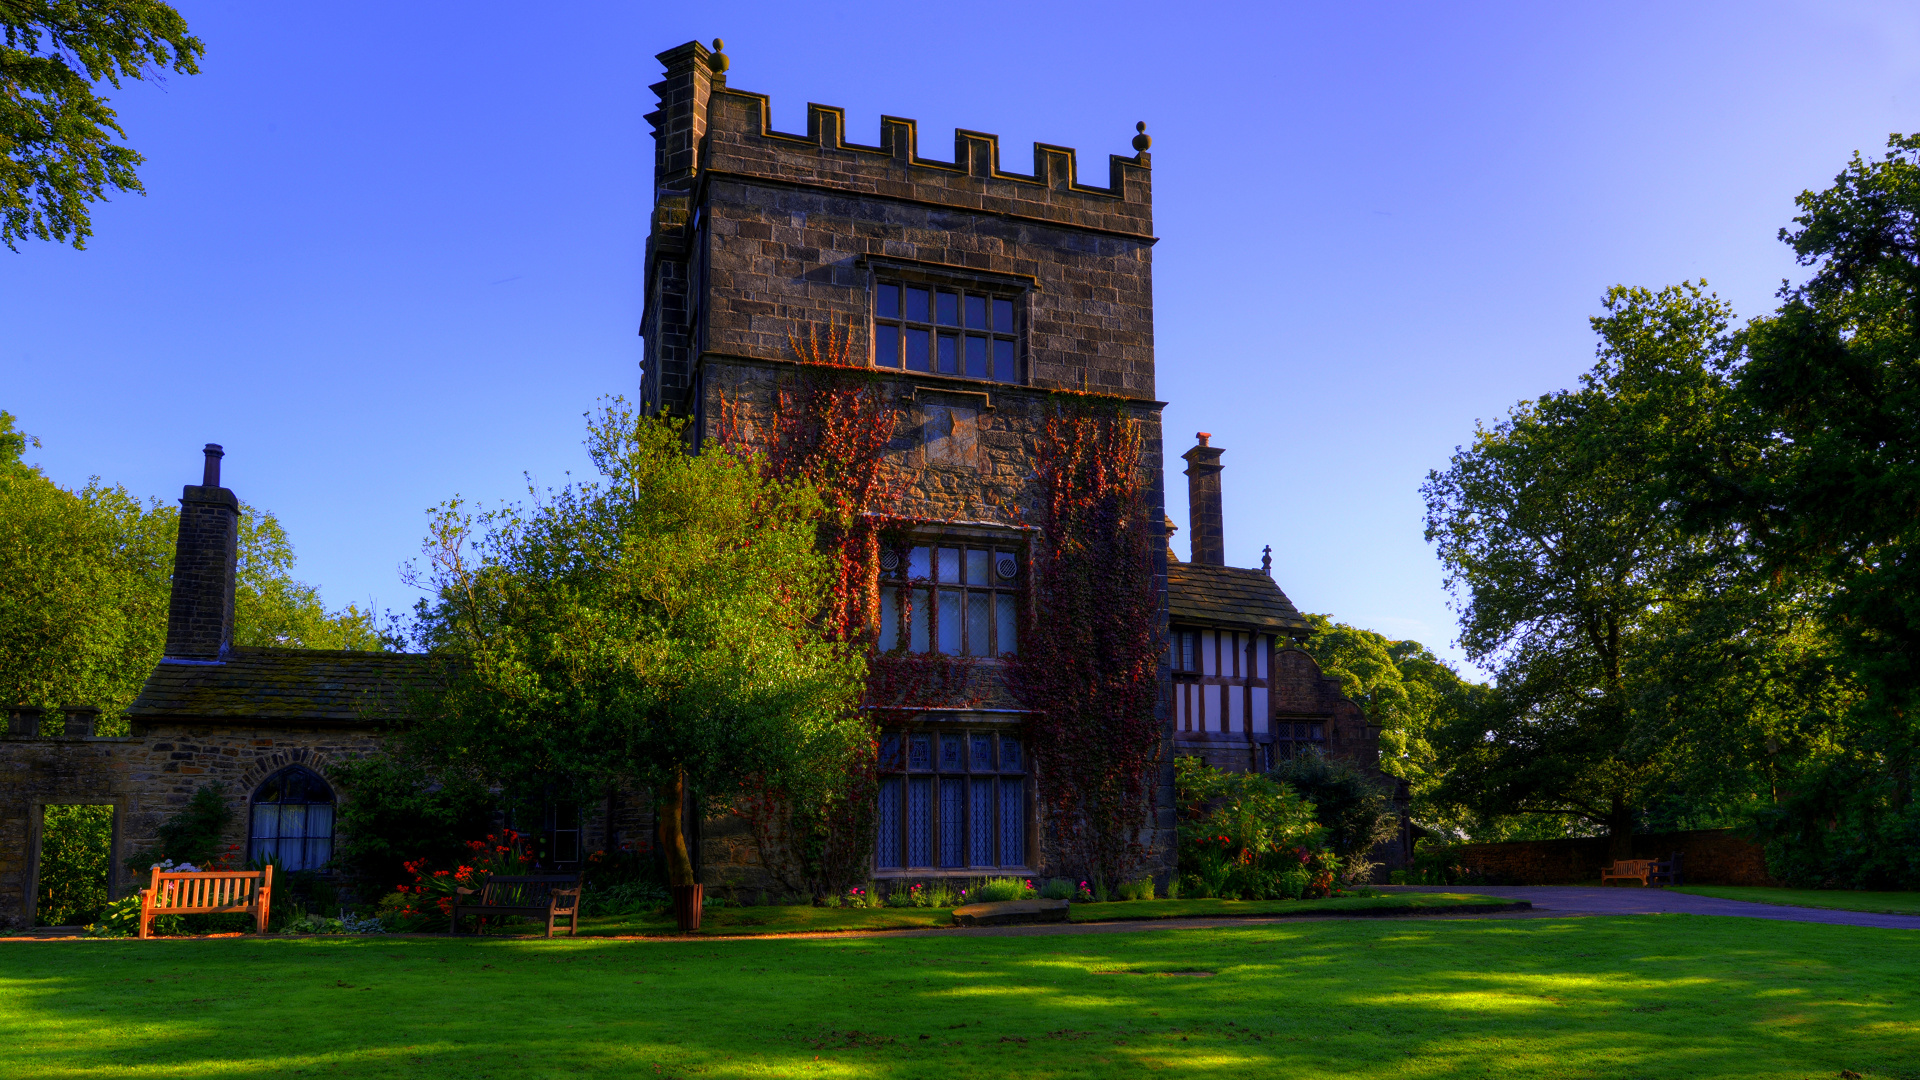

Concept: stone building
[[3, 40, 1402, 924], [0, 448, 635, 925], [639, 39, 1170, 889], [1167, 432, 1386, 776]]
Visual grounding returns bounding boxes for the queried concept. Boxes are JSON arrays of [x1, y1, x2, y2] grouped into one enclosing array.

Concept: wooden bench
[[1600, 859, 1656, 886], [450, 874, 580, 937], [138, 866, 273, 938]]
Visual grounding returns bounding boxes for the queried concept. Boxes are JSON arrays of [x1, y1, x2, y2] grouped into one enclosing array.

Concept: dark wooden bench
[[1648, 852, 1684, 887], [449, 874, 580, 937]]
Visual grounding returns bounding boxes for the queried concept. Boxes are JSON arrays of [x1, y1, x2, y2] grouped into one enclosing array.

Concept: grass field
[[1673, 885, 1920, 916], [3, 915, 1915, 1079], [560, 891, 1516, 936]]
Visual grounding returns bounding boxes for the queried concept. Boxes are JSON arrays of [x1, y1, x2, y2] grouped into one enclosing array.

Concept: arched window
[[250, 766, 335, 872]]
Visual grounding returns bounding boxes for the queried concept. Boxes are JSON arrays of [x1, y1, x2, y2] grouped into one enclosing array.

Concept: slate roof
[[126, 647, 438, 724], [1166, 561, 1312, 636]]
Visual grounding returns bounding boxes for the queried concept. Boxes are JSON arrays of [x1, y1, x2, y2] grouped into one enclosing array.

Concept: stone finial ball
[[1132, 122, 1151, 152], [710, 38, 730, 72]]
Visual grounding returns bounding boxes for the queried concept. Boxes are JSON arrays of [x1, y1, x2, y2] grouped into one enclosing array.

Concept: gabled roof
[[126, 647, 437, 725], [1167, 561, 1311, 636]]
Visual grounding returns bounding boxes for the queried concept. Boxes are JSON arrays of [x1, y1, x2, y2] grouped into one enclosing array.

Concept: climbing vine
[[720, 320, 981, 897], [1009, 402, 1164, 889]]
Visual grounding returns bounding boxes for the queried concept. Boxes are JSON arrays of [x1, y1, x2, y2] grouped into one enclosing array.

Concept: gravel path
[[1386, 885, 1920, 931]]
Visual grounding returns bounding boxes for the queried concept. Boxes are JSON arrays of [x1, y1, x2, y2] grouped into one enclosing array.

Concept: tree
[[408, 401, 868, 891], [2, 0, 203, 250], [1720, 134, 1920, 884], [1266, 751, 1399, 876], [1422, 283, 1751, 856], [1, 409, 386, 729], [327, 751, 496, 893], [1296, 614, 1483, 836]]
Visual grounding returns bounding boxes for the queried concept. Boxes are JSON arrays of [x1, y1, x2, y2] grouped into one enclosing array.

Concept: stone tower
[[639, 40, 1169, 885]]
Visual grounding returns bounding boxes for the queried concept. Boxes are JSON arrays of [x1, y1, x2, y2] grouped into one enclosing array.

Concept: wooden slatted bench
[[138, 866, 274, 938], [1600, 859, 1656, 886], [450, 874, 581, 938]]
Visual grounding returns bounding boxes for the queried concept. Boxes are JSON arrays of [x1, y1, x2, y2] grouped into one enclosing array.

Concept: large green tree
[[1422, 283, 1762, 855], [407, 402, 868, 889], [1716, 135, 1920, 884], [2, 0, 203, 250], [1294, 613, 1480, 831], [1, 410, 386, 730]]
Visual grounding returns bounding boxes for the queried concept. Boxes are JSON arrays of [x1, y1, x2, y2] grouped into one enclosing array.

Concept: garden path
[[1388, 885, 1920, 930]]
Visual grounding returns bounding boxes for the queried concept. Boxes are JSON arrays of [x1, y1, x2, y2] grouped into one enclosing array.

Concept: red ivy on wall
[[1009, 403, 1164, 888], [718, 322, 983, 896]]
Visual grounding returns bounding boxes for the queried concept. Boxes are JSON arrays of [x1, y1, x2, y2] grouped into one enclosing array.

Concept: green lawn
[[1674, 885, 1920, 916], [559, 892, 1515, 936], [4, 916, 1915, 1079]]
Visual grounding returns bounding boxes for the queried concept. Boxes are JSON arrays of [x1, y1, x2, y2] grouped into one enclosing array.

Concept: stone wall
[[0, 723, 381, 921], [1450, 828, 1776, 886]]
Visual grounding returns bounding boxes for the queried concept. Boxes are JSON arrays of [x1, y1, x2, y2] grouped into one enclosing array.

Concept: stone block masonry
[[0, 726, 378, 922], [641, 41, 1156, 416]]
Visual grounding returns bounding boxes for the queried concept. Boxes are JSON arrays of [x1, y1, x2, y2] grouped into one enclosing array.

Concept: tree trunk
[[1606, 794, 1635, 861], [657, 769, 695, 886]]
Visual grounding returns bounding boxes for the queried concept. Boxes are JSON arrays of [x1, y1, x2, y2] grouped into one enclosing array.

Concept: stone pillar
[[1182, 433, 1225, 566], [163, 444, 238, 660]]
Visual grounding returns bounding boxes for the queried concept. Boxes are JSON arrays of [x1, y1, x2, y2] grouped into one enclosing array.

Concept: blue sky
[[4, 1, 1916, 674]]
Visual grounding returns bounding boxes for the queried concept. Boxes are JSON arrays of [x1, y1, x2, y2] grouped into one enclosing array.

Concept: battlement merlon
[[644, 42, 1153, 240], [702, 93, 1152, 238]]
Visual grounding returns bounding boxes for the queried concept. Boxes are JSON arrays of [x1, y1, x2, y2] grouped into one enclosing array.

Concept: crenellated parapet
[[698, 95, 1153, 239]]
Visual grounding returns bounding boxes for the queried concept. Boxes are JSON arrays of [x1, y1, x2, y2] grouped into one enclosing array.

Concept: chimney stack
[[163, 444, 238, 661], [1182, 432, 1225, 566]]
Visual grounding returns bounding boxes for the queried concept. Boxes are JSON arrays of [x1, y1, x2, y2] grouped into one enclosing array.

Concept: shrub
[[1267, 750, 1400, 884], [85, 895, 143, 938], [887, 882, 961, 908], [970, 877, 1033, 902], [1116, 878, 1155, 901], [837, 885, 879, 908], [1277, 867, 1311, 900], [582, 878, 668, 917], [384, 829, 536, 931], [328, 753, 496, 895], [1175, 757, 1327, 899], [36, 804, 112, 926], [1038, 877, 1075, 901]]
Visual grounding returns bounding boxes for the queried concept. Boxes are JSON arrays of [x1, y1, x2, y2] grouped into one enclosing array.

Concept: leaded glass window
[[873, 280, 1019, 383], [875, 726, 1028, 871], [1271, 722, 1327, 765], [878, 541, 1019, 658], [249, 766, 335, 872]]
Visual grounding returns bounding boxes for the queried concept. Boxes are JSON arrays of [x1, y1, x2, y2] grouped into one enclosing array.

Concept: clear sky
[[3, 1, 1915, 674]]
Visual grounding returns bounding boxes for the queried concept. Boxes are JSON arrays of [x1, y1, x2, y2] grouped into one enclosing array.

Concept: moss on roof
[[125, 646, 437, 724], [1167, 561, 1311, 635]]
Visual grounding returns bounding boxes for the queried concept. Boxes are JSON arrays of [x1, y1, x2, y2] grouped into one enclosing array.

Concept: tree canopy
[[1416, 137, 1920, 881], [406, 402, 869, 886], [1294, 613, 1480, 832], [1, 0, 203, 250]]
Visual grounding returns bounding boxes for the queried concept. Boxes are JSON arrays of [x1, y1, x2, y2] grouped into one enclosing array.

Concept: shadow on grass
[[1, 917, 1914, 1079]]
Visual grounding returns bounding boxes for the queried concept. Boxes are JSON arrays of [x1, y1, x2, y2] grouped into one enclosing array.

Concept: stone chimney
[[163, 444, 238, 661], [1182, 432, 1225, 566], [646, 40, 721, 198]]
